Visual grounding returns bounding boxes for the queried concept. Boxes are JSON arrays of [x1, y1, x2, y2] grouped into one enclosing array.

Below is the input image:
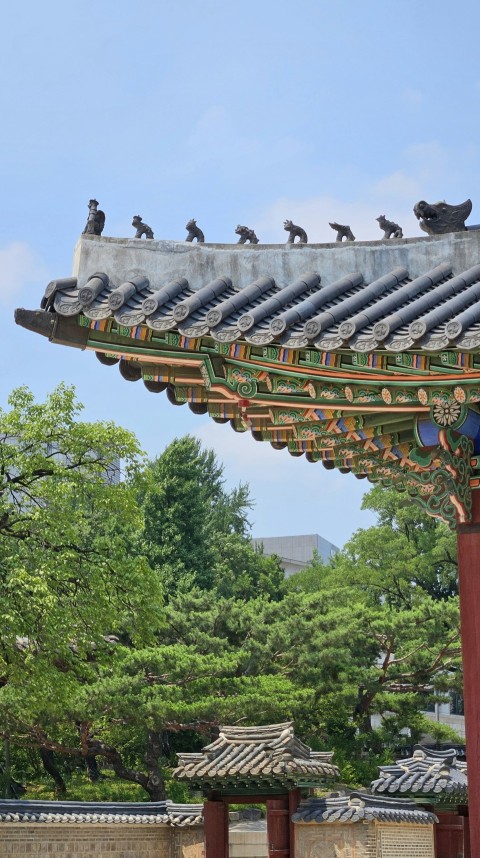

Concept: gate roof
[[173, 722, 338, 792]]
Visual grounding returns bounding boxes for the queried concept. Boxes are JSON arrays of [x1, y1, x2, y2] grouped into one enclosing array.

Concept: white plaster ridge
[[73, 231, 480, 292]]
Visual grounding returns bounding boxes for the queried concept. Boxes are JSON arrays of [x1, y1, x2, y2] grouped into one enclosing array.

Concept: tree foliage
[[0, 391, 463, 799]]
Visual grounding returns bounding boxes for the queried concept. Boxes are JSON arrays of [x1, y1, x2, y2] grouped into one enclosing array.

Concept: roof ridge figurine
[[185, 219, 204, 243], [235, 225, 259, 244], [377, 214, 403, 239], [414, 198, 473, 235], [329, 221, 355, 242], [284, 219, 308, 244], [82, 199, 105, 236], [132, 215, 154, 239]]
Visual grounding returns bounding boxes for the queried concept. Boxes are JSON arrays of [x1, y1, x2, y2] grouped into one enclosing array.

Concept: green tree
[[285, 488, 462, 767], [0, 406, 463, 799], [341, 486, 458, 604], [138, 436, 284, 600], [0, 386, 162, 794]]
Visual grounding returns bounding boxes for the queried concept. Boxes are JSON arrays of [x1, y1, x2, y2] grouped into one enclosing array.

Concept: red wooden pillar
[[204, 799, 228, 858], [435, 811, 465, 858], [457, 490, 480, 858], [288, 788, 301, 858], [267, 796, 290, 858]]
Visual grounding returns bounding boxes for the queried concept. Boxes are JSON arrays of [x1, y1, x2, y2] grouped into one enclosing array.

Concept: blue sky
[[2, 1, 480, 546]]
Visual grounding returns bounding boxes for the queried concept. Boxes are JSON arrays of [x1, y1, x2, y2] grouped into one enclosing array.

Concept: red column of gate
[[288, 788, 301, 858], [267, 796, 290, 858], [457, 490, 480, 858], [435, 812, 465, 858], [204, 800, 228, 858]]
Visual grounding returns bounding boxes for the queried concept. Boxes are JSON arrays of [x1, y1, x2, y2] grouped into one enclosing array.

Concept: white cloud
[[254, 192, 420, 244], [402, 140, 449, 184], [402, 88, 424, 107], [0, 242, 48, 307], [251, 147, 462, 244], [254, 195, 377, 243], [372, 170, 422, 202], [188, 106, 261, 163], [186, 105, 311, 176]]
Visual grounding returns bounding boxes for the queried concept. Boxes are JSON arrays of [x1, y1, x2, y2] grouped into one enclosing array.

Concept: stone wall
[[229, 826, 267, 858], [295, 821, 435, 858], [0, 823, 204, 858]]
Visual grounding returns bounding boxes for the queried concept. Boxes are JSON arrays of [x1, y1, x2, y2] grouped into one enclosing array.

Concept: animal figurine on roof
[[376, 215, 403, 239], [283, 220, 308, 244], [82, 199, 105, 236], [235, 225, 259, 244], [413, 198, 472, 235], [329, 222, 355, 242], [132, 215, 154, 239], [185, 219, 205, 243]]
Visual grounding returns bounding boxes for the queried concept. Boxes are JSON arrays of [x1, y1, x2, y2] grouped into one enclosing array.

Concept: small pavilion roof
[[0, 799, 203, 826], [371, 745, 467, 802], [173, 722, 339, 791], [292, 791, 437, 824]]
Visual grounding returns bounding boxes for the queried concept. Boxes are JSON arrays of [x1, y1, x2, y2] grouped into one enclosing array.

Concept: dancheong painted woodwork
[[15, 228, 480, 527]]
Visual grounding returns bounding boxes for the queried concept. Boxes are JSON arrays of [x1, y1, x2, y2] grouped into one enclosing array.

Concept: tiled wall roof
[[292, 791, 437, 824], [0, 799, 203, 825], [371, 745, 467, 800]]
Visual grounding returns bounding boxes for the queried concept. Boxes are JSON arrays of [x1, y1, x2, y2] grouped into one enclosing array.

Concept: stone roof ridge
[[411, 743, 459, 762], [310, 750, 335, 762], [215, 721, 295, 743], [292, 790, 437, 824]]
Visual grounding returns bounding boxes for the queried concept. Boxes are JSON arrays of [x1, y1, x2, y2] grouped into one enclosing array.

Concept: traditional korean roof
[[173, 722, 339, 791], [0, 799, 203, 825], [16, 230, 480, 527], [33, 233, 480, 354], [371, 745, 468, 802], [292, 791, 437, 824]]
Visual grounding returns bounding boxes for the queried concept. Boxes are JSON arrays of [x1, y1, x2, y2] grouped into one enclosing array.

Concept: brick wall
[[376, 824, 434, 858], [295, 821, 435, 858], [0, 823, 205, 858], [296, 822, 376, 858]]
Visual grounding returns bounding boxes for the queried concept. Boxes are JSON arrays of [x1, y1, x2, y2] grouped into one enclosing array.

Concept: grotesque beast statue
[[283, 220, 308, 244], [235, 225, 259, 244], [132, 215, 154, 239], [329, 222, 355, 242], [185, 219, 205, 243], [413, 199, 472, 235], [83, 199, 105, 236], [376, 215, 403, 239]]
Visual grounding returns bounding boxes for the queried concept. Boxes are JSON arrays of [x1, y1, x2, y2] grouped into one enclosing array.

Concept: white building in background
[[251, 533, 338, 578]]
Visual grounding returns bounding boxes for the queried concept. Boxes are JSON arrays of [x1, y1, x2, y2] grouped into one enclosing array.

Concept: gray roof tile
[[39, 234, 480, 353], [371, 745, 467, 800], [173, 722, 338, 788], [0, 799, 203, 826], [292, 791, 437, 824]]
